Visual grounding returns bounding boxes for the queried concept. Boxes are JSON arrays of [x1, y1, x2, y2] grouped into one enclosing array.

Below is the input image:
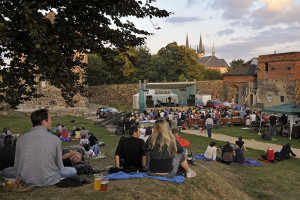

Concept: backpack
[[74, 162, 93, 175]]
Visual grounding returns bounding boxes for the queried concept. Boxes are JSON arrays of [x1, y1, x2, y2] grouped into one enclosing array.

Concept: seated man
[[115, 126, 146, 171], [261, 131, 272, 141], [0, 135, 16, 171], [2, 109, 77, 188]]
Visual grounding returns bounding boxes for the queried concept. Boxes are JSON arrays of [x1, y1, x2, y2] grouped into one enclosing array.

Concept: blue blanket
[[194, 154, 213, 161], [232, 159, 262, 166], [107, 172, 185, 184]]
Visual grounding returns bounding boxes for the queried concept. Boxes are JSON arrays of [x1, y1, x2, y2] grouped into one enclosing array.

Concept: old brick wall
[[18, 84, 88, 114], [257, 52, 300, 107], [88, 84, 140, 105], [195, 80, 224, 101], [18, 80, 225, 112], [223, 75, 256, 103], [89, 80, 224, 105]]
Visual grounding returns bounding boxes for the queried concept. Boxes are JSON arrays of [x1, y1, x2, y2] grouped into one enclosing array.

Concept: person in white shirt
[[205, 114, 214, 138], [204, 142, 219, 160], [80, 135, 89, 146]]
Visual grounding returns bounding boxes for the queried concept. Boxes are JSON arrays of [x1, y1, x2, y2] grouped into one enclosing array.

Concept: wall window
[[280, 96, 284, 102], [265, 63, 268, 72]]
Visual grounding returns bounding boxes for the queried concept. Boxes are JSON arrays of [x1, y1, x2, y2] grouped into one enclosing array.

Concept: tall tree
[[0, 1, 170, 108], [229, 59, 245, 71], [87, 54, 124, 86], [154, 42, 205, 82], [203, 69, 223, 80]]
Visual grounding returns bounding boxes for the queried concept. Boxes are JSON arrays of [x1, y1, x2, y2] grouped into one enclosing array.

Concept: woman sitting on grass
[[261, 144, 275, 162], [144, 119, 196, 178], [235, 137, 248, 151], [217, 142, 234, 164], [233, 144, 245, 163], [80, 135, 89, 146], [61, 127, 71, 141], [204, 141, 219, 161], [280, 143, 296, 160]]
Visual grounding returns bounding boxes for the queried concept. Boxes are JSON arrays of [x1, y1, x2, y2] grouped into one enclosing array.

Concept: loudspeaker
[[189, 95, 195, 100], [146, 96, 153, 101], [146, 100, 154, 107], [187, 99, 195, 106]]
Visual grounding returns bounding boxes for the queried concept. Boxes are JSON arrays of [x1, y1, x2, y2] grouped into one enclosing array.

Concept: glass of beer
[[100, 176, 109, 192], [94, 174, 102, 191]]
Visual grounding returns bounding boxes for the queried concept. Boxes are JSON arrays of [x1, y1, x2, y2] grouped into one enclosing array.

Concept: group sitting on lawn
[[1, 108, 297, 193]]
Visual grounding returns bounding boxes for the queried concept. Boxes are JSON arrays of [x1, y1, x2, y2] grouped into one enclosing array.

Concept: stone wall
[[196, 80, 224, 101], [88, 84, 140, 105], [18, 84, 88, 114], [88, 80, 224, 105], [257, 52, 300, 107], [257, 79, 295, 107], [18, 80, 224, 113]]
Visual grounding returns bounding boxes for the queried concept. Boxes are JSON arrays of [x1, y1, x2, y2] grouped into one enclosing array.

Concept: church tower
[[212, 40, 215, 56], [186, 33, 189, 49], [197, 34, 205, 58]]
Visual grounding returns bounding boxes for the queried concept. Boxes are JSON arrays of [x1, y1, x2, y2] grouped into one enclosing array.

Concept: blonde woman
[[145, 119, 196, 178]]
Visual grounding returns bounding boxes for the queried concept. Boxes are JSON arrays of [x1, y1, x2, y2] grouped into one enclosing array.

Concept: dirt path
[[182, 129, 300, 159]]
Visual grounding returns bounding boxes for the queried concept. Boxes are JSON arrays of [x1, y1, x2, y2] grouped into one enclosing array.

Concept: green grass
[[213, 125, 300, 149], [1, 111, 300, 199]]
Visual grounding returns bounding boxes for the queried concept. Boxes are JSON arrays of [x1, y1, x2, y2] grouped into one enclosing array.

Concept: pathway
[[182, 129, 300, 159]]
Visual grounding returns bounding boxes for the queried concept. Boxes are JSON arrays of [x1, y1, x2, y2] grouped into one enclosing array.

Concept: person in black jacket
[[281, 143, 296, 160]]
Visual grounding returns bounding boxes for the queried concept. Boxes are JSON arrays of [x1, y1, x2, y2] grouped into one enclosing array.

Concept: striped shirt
[[14, 126, 64, 187]]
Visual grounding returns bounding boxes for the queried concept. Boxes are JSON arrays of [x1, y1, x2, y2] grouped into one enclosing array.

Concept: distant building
[[256, 52, 300, 107], [223, 52, 300, 107], [223, 58, 258, 106], [185, 34, 228, 74]]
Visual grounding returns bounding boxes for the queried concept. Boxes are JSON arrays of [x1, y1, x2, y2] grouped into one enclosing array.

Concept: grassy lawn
[[213, 125, 300, 149], [1, 111, 300, 199]]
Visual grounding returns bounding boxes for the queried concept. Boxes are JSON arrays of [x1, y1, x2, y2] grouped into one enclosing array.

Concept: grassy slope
[[1, 112, 300, 199]]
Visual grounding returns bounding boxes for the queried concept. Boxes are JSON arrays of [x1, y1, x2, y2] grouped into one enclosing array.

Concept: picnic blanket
[[61, 138, 72, 142], [194, 154, 213, 161], [107, 171, 185, 184], [258, 158, 277, 163], [232, 159, 262, 166]]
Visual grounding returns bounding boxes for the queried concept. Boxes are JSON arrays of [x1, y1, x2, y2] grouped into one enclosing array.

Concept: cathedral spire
[[212, 40, 215, 56], [199, 34, 203, 54], [186, 33, 189, 49]]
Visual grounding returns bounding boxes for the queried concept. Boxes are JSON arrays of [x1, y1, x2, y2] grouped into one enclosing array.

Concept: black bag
[[74, 162, 93, 175], [56, 175, 91, 187]]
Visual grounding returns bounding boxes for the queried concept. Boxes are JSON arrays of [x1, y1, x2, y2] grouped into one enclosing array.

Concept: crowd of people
[[0, 107, 298, 192]]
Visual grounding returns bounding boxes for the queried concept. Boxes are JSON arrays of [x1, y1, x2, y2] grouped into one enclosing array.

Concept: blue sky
[[131, 0, 300, 63]]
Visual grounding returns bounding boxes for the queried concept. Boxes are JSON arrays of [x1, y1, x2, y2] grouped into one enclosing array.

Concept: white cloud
[[165, 16, 203, 23], [186, 0, 201, 8], [217, 28, 235, 36], [210, 0, 256, 19]]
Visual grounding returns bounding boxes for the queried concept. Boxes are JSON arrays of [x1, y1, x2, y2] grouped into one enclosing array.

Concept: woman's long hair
[[148, 119, 177, 154]]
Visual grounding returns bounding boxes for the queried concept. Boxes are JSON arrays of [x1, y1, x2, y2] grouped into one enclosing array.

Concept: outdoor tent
[[262, 102, 300, 139]]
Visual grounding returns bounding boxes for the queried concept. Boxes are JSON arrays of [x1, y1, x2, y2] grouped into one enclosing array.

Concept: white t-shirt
[[204, 146, 217, 160], [250, 114, 256, 122], [80, 138, 89, 146]]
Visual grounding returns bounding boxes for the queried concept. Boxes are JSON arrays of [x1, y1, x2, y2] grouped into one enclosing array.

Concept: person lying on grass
[[62, 151, 83, 167], [144, 119, 196, 178]]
